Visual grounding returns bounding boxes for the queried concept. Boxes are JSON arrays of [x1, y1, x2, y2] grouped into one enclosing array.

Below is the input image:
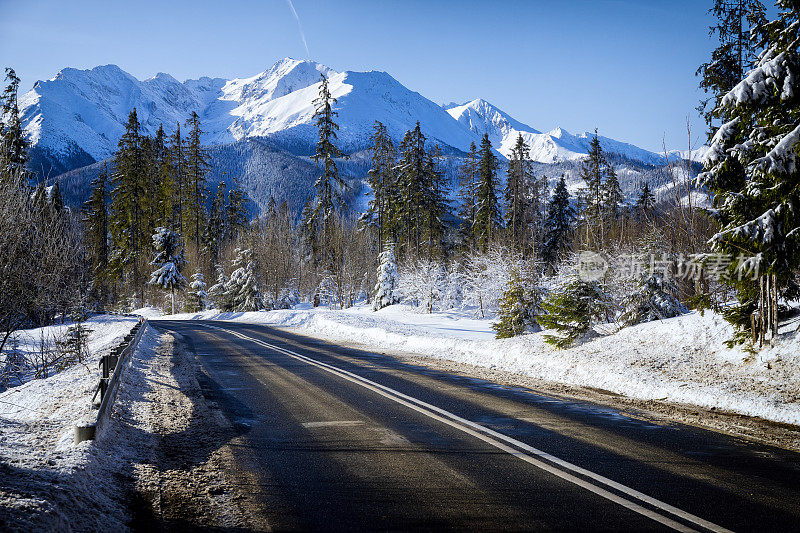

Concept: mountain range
[[18, 58, 696, 212]]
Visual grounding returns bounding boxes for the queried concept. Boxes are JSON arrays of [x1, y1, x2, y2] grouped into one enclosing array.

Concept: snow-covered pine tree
[[505, 134, 534, 256], [475, 133, 502, 251], [225, 248, 264, 312], [696, 0, 766, 135], [208, 270, 230, 311], [542, 176, 575, 266], [422, 144, 449, 259], [149, 227, 188, 314], [457, 141, 480, 251], [698, 1, 800, 343], [539, 278, 613, 348], [493, 269, 540, 339], [372, 242, 400, 311], [186, 271, 208, 312]]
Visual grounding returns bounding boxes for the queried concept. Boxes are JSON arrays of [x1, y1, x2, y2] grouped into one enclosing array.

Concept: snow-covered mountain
[[21, 58, 678, 179], [445, 98, 669, 165]]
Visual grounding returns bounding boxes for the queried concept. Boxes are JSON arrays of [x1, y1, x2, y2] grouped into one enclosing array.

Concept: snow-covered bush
[[373, 244, 400, 311], [399, 259, 446, 313], [463, 246, 523, 318]]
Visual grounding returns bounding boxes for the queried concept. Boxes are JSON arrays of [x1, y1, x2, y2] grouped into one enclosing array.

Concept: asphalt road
[[150, 319, 800, 532]]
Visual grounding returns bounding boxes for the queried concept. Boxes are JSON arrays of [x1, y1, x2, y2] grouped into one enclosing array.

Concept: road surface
[[147, 319, 800, 531]]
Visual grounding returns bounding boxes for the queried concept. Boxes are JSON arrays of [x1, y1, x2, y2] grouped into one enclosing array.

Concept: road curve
[[149, 319, 800, 532]]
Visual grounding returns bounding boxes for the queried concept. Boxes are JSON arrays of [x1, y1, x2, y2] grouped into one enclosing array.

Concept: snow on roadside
[[0, 315, 138, 531], [162, 304, 800, 426]]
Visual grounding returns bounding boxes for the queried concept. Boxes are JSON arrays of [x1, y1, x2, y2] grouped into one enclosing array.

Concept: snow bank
[[163, 304, 800, 425], [0, 315, 137, 530]]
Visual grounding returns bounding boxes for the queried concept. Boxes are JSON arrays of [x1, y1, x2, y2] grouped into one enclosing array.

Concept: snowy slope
[[446, 98, 670, 165]]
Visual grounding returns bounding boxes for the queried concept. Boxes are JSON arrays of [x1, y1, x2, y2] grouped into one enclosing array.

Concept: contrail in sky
[[286, 0, 310, 58]]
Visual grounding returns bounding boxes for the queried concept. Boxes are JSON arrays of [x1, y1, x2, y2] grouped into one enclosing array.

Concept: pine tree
[[475, 133, 502, 251], [205, 181, 227, 266], [579, 131, 606, 247], [149, 227, 188, 315], [636, 181, 656, 218], [422, 144, 449, 259], [82, 165, 110, 303], [395, 123, 428, 256], [170, 122, 186, 234], [110, 108, 148, 305], [457, 141, 480, 251], [208, 270, 230, 311], [698, 1, 800, 343], [542, 176, 575, 265], [372, 242, 400, 311], [226, 178, 249, 242], [602, 163, 623, 220], [0, 68, 29, 179], [310, 74, 348, 269], [363, 121, 397, 251], [539, 279, 613, 348], [696, 0, 766, 136], [493, 269, 539, 338], [504, 134, 534, 256], [184, 111, 210, 260], [186, 271, 208, 312]]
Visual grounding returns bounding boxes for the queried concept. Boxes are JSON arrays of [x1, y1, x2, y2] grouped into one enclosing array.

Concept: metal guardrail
[[75, 317, 148, 443]]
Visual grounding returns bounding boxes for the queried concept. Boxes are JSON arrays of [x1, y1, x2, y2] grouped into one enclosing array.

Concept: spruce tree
[[542, 176, 576, 265], [504, 134, 534, 256], [579, 131, 608, 248], [110, 108, 147, 305], [184, 111, 210, 259], [457, 141, 479, 251], [539, 279, 613, 348], [149, 226, 188, 315], [226, 178, 249, 242], [363, 121, 397, 251], [395, 123, 428, 256], [310, 74, 347, 269], [0, 68, 29, 178], [474, 133, 501, 251], [602, 163, 623, 220], [493, 269, 539, 339], [422, 144, 449, 259], [170, 122, 186, 234], [225, 248, 264, 312], [82, 165, 110, 302], [698, 1, 800, 342], [696, 0, 766, 136], [635, 181, 656, 218]]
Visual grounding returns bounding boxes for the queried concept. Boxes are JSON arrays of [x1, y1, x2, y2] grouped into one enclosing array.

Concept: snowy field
[[155, 303, 800, 426], [0, 315, 138, 531]]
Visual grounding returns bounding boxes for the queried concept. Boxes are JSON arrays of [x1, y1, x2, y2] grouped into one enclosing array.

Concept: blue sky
[[0, 0, 716, 152]]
